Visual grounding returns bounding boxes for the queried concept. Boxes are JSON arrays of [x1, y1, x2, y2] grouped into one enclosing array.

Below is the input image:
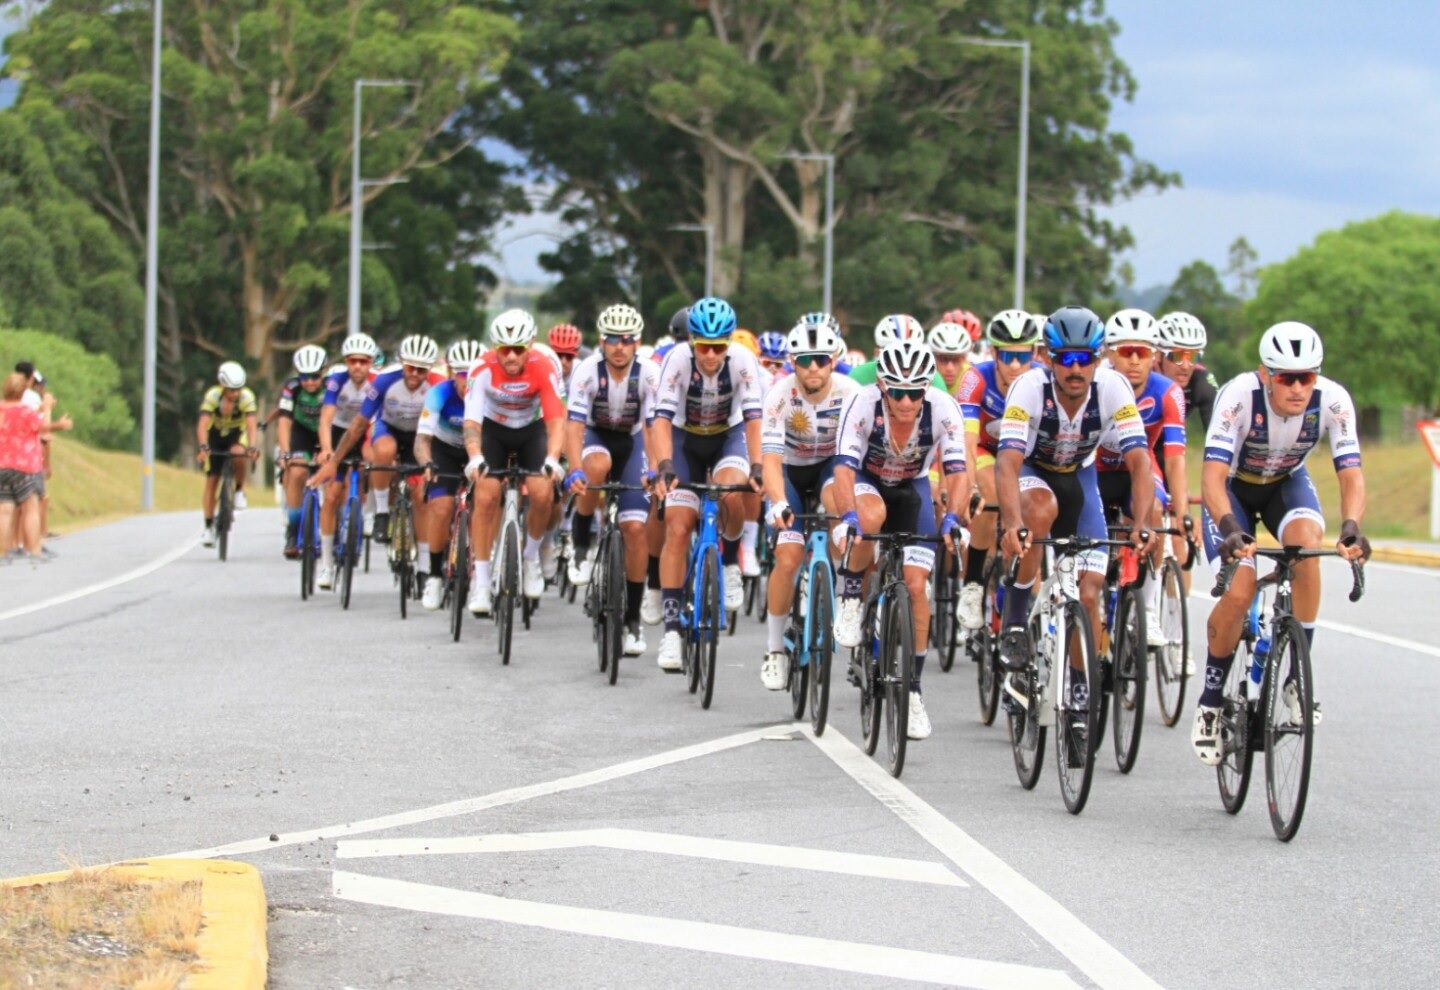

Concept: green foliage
[[1159, 259, 1248, 381], [1245, 211, 1440, 412], [0, 326, 137, 449]]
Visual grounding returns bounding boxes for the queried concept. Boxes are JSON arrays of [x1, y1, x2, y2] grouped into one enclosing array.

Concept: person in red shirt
[[0, 372, 72, 559]]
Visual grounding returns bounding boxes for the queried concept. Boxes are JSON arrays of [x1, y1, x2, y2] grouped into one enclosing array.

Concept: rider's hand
[[832, 510, 860, 553], [748, 462, 764, 492], [1130, 525, 1155, 555], [543, 457, 563, 480], [766, 501, 792, 529], [316, 449, 333, 467], [1000, 525, 1029, 559], [1216, 513, 1256, 563], [565, 468, 587, 495], [465, 454, 487, 483], [246, 446, 260, 461], [1339, 518, 1371, 562], [654, 459, 677, 498], [941, 512, 966, 554], [195, 444, 210, 465], [423, 461, 439, 483]]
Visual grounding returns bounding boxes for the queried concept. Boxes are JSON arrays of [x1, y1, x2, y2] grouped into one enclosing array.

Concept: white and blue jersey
[[835, 385, 966, 486], [359, 368, 430, 435], [322, 370, 370, 431], [417, 379, 467, 449], [998, 365, 1146, 471], [567, 355, 658, 436], [1203, 372, 1360, 484]]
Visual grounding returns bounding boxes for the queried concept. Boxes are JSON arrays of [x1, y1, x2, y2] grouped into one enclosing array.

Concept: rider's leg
[[370, 434, 397, 519], [967, 462, 998, 583], [573, 449, 612, 562], [767, 539, 804, 650], [202, 474, 219, 522], [524, 473, 553, 555], [836, 491, 884, 599], [470, 476, 502, 589], [284, 458, 307, 547], [1004, 485, 1057, 627], [426, 492, 454, 576], [1279, 514, 1324, 639], [660, 500, 698, 634]]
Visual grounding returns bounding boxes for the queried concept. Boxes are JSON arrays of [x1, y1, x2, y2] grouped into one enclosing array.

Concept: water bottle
[[1247, 636, 1269, 701]]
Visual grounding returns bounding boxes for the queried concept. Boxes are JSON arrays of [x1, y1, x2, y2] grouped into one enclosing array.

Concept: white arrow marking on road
[[0, 535, 201, 624], [331, 870, 1080, 990], [336, 827, 966, 887], [803, 725, 1164, 990]]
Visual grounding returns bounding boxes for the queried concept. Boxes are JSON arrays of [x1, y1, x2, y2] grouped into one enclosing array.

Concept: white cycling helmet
[[875, 337, 936, 389], [986, 309, 1044, 347], [596, 303, 645, 337], [1258, 321, 1323, 371], [293, 344, 327, 375], [1156, 312, 1208, 351], [1105, 308, 1160, 347], [489, 308, 538, 347], [786, 319, 842, 357], [217, 361, 246, 389], [636, 344, 656, 362], [340, 332, 379, 359], [447, 339, 484, 370], [397, 334, 440, 368], [927, 321, 973, 356], [873, 313, 924, 349]]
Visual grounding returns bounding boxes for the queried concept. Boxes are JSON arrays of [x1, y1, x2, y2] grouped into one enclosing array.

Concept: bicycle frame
[[683, 489, 728, 637], [784, 521, 835, 672]]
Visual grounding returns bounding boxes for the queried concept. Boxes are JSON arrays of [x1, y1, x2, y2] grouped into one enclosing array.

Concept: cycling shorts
[[1018, 460, 1107, 576], [287, 424, 321, 462], [666, 423, 748, 512], [481, 419, 547, 476], [205, 428, 244, 478], [426, 440, 468, 500], [1096, 466, 1169, 519], [371, 421, 417, 466], [1201, 466, 1324, 573], [582, 426, 649, 524], [853, 470, 936, 572], [772, 461, 835, 539]]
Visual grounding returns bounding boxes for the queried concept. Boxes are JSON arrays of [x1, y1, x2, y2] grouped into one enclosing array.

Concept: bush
[[0, 326, 137, 449]]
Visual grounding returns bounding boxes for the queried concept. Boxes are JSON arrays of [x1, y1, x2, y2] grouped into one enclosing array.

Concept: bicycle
[[779, 512, 838, 735], [1001, 532, 1135, 814], [206, 450, 250, 563], [961, 502, 1003, 726], [931, 539, 963, 673], [1096, 523, 1148, 774], [294, 461, 323, 602], [1151, 512, 1197, 727], [436, 475, 472, 642], [334, 458, 371, 611], [677, 481, 753, 709], [486, 458, 532, 666], [1212, 546, 1364, 841], [581, 482, 645, 685], [385, 463, 427, 619]]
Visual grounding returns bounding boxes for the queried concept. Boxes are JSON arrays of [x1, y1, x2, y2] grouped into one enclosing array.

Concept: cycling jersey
[[998, 366, 1146, 471], [277, 377, 324, 434], [359, 368, 430, 432], [846, 359, 945, 390], [464, 350, 565, 428], [1096, 371, 1185, 471], [322, 370, 373, 431], [566, 355, 659, 435], [1180, 363, 1218, 430], [760, 373, 860, 466], [835, 385, 966, 485], [417, 379, 467, 449], [653, 343, 764, 435], [200, 386, 256, 433], [1203, 372, 1361, 484], [956, 361, 1006, 455]]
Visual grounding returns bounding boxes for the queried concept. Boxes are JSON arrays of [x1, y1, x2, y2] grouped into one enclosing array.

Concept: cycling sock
[[286, 506, 302, 528], [625, 581, 644, 625], [523, 534, 542, 561], [647, 555, 661, 590], [320, 533, 334, 564], [1300, 622, 1315, 650], [572, 511, 594, 552], [430, 550, 443, 575], [913, 653, 925, 690], [375, 489, 390, 513], [1003, 579, 1034, 627], [721, 537, 740, 566], [741, 520, 759, 555], [204, 516, 214, 527], [1199, 651, 1234, 707], [838, 568, 864, 599], [766, 611, 787, 652], [1070, 675, 1089, 709], [475, 560, 492, 590], [965, 546, 987, 583], [1143, 566, 1162, 612], [661, 588, 683, 633], [417, 540, 430, 562]]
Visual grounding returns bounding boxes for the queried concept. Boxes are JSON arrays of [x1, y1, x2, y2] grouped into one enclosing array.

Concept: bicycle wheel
[[1111, 586, 1148, 774], [934, 551, 959, 673], [604, 532, 625, 685], [448, 506, 470, 642], [1153, 557, 1189, 727], [808, 566, 833, 736], [882, 585, 915, 778], [789, 625, 809, 722], [1007, 614, 1046, 790], [393, 497, 413, 620], [217, 475, 233, 562], [299, 493, 316, 601], [975, 559, 1001, 726], [587, 539, 607, 671], [858, 582, 882, 756], [697, 545, 721, 709], [1217, 633, 1255, 814], [498, 520, 519, 665], [1263, 616, 1314, 842], [340, 502, 360, 610], [1056, 600, 1100, 815]]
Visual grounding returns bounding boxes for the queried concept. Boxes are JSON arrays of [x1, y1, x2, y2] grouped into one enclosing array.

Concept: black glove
[[656, 458, 677, 487], [749, 462, 764, 489], [1340, 518, 1372, 560], [1217, 513, 1255, 563]]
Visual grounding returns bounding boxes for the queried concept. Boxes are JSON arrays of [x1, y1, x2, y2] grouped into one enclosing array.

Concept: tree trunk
[[701, 145, 754, 299]]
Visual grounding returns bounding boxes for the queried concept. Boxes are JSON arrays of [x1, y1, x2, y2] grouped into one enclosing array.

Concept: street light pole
[[349, 79, 415, 337], [781, 152, 835, 316], [959, 37, 1030, 310], [668, 224, 714, 297], [141, 0, 162, 510]]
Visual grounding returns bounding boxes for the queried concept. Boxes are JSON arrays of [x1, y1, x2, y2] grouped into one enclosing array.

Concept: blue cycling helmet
[[758, 331, 788, 360], [687, 297, 738, 340], [1044, 305, 1105, 352]]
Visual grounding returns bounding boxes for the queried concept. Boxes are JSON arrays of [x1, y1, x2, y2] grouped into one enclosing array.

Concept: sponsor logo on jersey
[[1114, 403, 1139, 422], [1004, 406, 1030, 422]]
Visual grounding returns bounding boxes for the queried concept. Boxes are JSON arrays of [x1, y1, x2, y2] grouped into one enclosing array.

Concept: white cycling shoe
[[657, 631, 684, 671], [623, 625, 645, 657], [316, 564, 335, 590], [1146, 607, 1166, 647], [1192, 706, 1222, 766], [908, 691, 932, 740], [568, 553, 595, 587], [523, 558, 545, 599], [957, 583, 984, 630], [641, 587, 663, 625], [234, 490, 248, 511], [468, 583, 492, 617], [1284, 681, 1322, 726], [833, 597, 863, 648], [723, 563, 743, 611], [422, 576, 444, 611], [761, 651, 788, 691]]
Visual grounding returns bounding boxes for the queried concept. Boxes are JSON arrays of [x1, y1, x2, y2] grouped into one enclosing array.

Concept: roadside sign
[[1420, 420, 1440, 468]]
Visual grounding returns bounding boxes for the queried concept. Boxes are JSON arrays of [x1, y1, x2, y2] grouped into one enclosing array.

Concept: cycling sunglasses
[[693, 341, 730, 355], [496, 345, 529, 357], [995, 349, 1034, 366], [402, 363, 431, 374], [1113, 345, 1154, 360], [1165, 348, 1202, 364], [300, 372, 324, 382], [794, 353, 832, 369], [1053, 350, 1097, 368], [1269, 369, 1317, 388], [344, 355, 373, 366], [602, 334, 637, 346], [885, 386, 926, 402]]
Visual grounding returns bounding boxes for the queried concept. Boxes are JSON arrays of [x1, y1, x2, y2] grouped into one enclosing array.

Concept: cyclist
[[928, 321, 973, 398], [650, 297, 765, 672], [639, 308, 691, 626], [462, 309, 567, 613], [831, 337, 970, 739], [757, 331, 789, 385], [653, 307, 689, 364], [994, 306, 1155, 724], [276, 345, 329, 559], [954, 310, 1044, 628], [563, 303, 658, 656], [758, 318, 859, 689], [1155, 311, 1217, 431], [314, 333, 379, 589], [1096, 309, 1187, 643], [196, 361, 259, 545], [1190, 321, 1369, 765], [847, 315, 946, 388], [548, 323, 583, 395], [942, 308, 985, 362], [416, 340, 484, 611]]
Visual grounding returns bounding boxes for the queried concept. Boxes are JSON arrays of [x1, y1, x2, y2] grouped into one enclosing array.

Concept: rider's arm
[[414, 431, 432, 469], [994, 373, 1041, 536], [276, 410, 292, 456], [564, 419, 586, 471], [329, 414, 369, 466], [318, 385, 337, 458], [196, 411, 212, 450], [1336, 465, 1366, 528], [831, 464, 858, 518], [244, 412, 259, 452], [544, 415, 564, 462], [1200, 459, 1233, 533], [996, 449, 1024, 535]]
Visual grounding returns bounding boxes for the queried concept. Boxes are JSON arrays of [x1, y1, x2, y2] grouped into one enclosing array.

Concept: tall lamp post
[[141, 0, 163, 509], [959, 37, 1030, 311], [781, 152, 835, 316], [668, 223, 714, 297], [349, 79, 416, 337]]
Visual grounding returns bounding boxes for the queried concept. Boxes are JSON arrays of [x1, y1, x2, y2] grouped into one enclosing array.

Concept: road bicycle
[[295, 461, 323, 601], [438, 475, 472, 643], [962, 502, 1004, 725], [1151, 511, 1197, 727], [206, 450, 249, 562], [677, 481, 753, 709], [385, 463, 427, 619], [779, 512, 838, 734], [486, 458, 534, 666], [334, 458, 370, 611], [582, 482, 645, 685], [1212, 546, 1364, 841], [1095, 523, 1148, 774]]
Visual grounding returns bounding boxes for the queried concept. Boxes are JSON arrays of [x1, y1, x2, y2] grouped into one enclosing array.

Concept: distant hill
[[1117, 283, 1171, 313]]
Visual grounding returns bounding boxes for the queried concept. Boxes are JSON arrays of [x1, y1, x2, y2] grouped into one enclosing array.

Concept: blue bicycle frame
[[337, 459, 365, 568], [683, 490, 729, 638], [782, 523, 835, 673]]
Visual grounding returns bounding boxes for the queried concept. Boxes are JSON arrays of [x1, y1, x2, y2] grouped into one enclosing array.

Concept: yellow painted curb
[[2, 858, 267, 989]]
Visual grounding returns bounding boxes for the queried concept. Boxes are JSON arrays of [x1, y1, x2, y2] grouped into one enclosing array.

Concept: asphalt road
[[2, 509, 1437, 989]]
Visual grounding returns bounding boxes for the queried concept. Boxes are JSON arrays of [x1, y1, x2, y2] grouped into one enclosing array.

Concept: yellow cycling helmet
[[731, 328, 760, 356]]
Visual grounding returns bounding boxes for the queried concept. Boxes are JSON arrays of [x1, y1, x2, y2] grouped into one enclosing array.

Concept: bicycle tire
[[809, 567, 833, 736], [363, 525, 371, 573], [394, 495, 413, 620], [604, 531, 625, 685], [789, 623, 809, 722], [1007, 614, 1046, 790], [449, 506, 470, 642], [934, 550, 959, 673], [217, 475, 233, 562], [587, 536, 606, 671], [1056, 600, 1100, 814], [859, 581, 882, 756], [340, 502, 360, 610], [883, 585, 914, 778], [1153, 557, 1189, 726], [498, 519, 518, 665], [299, 492, 316, 601], [1217, 634, 1255, 814], [698, 545, 721, 709], [975, 558, 1001, 725], [1111, 586, 1148, 774], [1264, 615, 1314, 842]]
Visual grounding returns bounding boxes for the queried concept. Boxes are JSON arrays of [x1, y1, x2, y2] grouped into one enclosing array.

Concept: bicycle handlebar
[[589, 482, 646, 493], [678, 482, 755, 496], [1211, 547, 1366, 602]]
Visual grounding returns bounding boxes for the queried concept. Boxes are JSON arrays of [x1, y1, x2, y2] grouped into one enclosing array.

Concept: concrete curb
[[1369, 546, 1440, 568], [1, 858, 267, 988]]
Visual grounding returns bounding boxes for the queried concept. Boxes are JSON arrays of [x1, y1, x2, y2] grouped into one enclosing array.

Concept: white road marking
[[1187, 591, 1440, 659], [161, 725, 784, 859], [0, 535, 201, 624], [332, 870, 1080, 990], [336, 828, 966, 887], [802, 725, 1163, 990]]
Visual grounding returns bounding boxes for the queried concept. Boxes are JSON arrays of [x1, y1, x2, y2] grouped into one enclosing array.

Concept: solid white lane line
[[1187, 592, 1440, 659], [336, 828, 966, 887], [803, 725, 1163, 990], [0, 535, 201, 624], [161, 725, 784, 859], [332, 871, 1079, 990]]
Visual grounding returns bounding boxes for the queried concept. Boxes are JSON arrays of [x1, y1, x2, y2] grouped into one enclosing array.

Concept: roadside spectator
[[31, 371, 57, 552], [0, 371, 72, 561]]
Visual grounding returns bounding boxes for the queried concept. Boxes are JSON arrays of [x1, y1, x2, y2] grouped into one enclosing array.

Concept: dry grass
[[0, 862, 203, 990]]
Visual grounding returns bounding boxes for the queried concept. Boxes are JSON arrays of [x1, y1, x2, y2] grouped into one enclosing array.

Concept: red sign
[[1419, 420, 1440, 468]]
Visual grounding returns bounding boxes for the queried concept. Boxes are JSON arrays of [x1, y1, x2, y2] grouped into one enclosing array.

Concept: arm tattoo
[[463, 421, 483, 457]]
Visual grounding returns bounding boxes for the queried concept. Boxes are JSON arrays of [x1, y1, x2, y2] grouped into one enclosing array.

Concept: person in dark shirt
[[1156, 312, 1217, 431]]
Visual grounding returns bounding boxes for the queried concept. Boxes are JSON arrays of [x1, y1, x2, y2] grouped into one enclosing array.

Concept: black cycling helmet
[[668, 306, 691, 341]]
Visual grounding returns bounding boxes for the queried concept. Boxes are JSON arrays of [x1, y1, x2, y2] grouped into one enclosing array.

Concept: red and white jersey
[[464, 350, 565, 427]]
